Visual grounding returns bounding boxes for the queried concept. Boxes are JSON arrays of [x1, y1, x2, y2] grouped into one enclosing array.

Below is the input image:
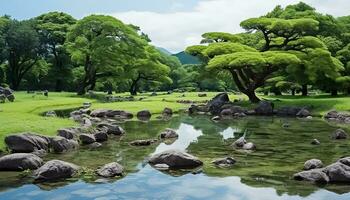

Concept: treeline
[[187, 2, 350, 102], [0, 12, 231, 95]]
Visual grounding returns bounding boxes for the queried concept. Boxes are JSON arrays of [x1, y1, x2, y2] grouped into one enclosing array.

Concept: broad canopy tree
[[65, 15, 146, 95], [186, 17, 343, 102]]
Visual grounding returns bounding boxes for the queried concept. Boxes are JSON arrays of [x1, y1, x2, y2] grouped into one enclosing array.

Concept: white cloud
[[111, 0, 350, 53]]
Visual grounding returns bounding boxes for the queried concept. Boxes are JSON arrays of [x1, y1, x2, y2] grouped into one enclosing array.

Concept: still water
[[0, 115, 350, 200]]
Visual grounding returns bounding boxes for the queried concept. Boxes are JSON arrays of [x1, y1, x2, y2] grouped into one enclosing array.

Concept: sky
[[0, 0, 349, 53]]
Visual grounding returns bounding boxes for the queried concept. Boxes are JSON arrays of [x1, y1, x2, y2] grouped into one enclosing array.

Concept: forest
[[0, 2, 349, 102]]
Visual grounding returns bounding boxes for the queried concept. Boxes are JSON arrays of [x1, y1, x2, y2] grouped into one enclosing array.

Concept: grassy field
[[0, 91, 349, 150]]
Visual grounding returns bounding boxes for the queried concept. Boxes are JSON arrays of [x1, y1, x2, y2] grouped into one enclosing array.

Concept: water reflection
[[0, 115, 350, 200], [153, 123, 203, 154]]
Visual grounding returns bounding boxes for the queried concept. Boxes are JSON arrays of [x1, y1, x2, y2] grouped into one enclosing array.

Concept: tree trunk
[[291, 88, 296, 96], [245, 89, 260, 103], [55, 79, 62, 92], [331, 89, 338, 96], [264, 91, 268, 96], [273, 89, 282, 96], [129, 81, 138, 96], [301, 84, 308, 96]]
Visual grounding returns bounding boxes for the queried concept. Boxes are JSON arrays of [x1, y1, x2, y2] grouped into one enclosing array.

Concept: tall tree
[[35, 12, 76, 91], [4, 19, 42, 90], [65, 15, 146, 95], [187, 17, 343, 102]]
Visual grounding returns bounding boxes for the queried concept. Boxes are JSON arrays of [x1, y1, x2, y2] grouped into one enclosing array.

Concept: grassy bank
[[0, 91, 349, 150]]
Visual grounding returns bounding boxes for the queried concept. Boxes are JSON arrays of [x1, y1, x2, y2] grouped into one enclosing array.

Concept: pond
[[0, 115, 350, 200]]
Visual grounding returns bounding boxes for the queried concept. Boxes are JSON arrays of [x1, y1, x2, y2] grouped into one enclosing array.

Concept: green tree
[[35, 12, 76, 91], [65, 15, 146, 95], [4, 19, 42, 90], [187, 17, 343, 102]]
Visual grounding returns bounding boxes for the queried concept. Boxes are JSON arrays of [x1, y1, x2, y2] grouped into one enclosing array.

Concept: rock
[[45, 111, 57, 117], [323, 162, 350, 182], [276, 106, 301, 116], [221, 105, 246, 115], [148, 149, 203, 169], [50, 137, 79, 153], [82, 118, 92, 127], [234, 113, 247, 117], [106, 110, 133, 119], [311, 139, 320, 145], [87, 142, 102, 149], [293, 169, 329, 183], [207, 93, 230, 115], [324, 110, 350, 124], [96, 162, 124, 177], [242, 142, 256, 150], [79, 134, 96, 145], [57, 128, 78, 140], [296, 108, 311, 118], [34, 160, 80, 182], [90, 109, 112, 118], [97, 123, 125, 135], [211, 116, 220, 121], [254, 101, 274, 115], [282, 123, 290, 128], [153, 164, 169, 171], [331, 129, 348, 140], [94, 131, 108, 142], [137, 110, 152, 120], [83, 102, 91, 109], [232, 136, 246, 148], [220, 109, 233, 117], [0, 153, 43, 171], [162, 108, 173, 116], [198, 93, 207, 97], [0, 94, 5, 103], [5, 133, 51, 153], [160, 129, 178, 139], [306, 116, 313, 119], [325, 110, 339, 119], [150, 92, 157, 96], [304, 159, 323, 170], [212, 157, 236, 167], [6, 94, 15, 102], [130, 139, 157, 146]]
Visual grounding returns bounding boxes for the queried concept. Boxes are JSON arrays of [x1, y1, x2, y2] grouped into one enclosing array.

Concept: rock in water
[[254, 101, 274, 115], [94, 131, 108, 142], [90, 109, 111, 118], [0, 153, 43, 171], [137, 110, 152, 120], [323, 162, 350, 182], [296, 108, 311, 118], [232, 136, 246, 148], [162, 107, 173, 116], [5, 133, 51, 153], [97, 123, 125, 135], [160, 129, 178, 139], [130, 139, 157, 146], [207, 93, 230, 115], [331, 129, 348, 139], [79, 134, 96, 145], [304, 159, 323, 170], [212, 157, 236, 167], [148, 149, 203, 169], [311, 139, 320, 145], [293, 169, 329, 183], [57, 128, 78, 140], [50, 137, 79, 153], [242, 142, 256, 150], [96, 162, 124, 177], [34, 160, 80, 182]]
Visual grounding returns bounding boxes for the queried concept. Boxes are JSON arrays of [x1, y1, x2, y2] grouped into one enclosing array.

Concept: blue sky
[[0, 0, 199, 19], [1, 0, 349, 52]]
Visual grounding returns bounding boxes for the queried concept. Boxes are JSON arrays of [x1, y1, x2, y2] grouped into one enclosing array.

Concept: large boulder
[[232, 136, 246, 148], [148, 149, 203, 169], [90, 109, 112, 118], [97, 123, 125, 135], [304, 159, 323, 170], [5, 133, 51, 153], [324, 110, 340, 119], [207, 93, 230, 115], [331, 129, 348, 140], [276, 106, 301, 116], [160, 129, 178, 139], [79, 134, 96, 145], [254, 101, 274, 115], [323, 162, 350, 182], [50, 137, 79, 153], [34, 160, 80, 182], [220, 105, 246, 115], [0, 153, 43, 171], [162, 107, 173, 116], [296, 108, 311, 118], [57, 128, 79, 140], [96, 162, 124, 178], [94, 131, 108, 142], [137, 110, 152, 120], [220, 109, 233, 117], [293, 169, 329, 183]]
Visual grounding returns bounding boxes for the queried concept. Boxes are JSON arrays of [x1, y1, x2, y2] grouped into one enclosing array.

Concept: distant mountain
[[157, 47, 172, 55], [173, 51, 201, 65]]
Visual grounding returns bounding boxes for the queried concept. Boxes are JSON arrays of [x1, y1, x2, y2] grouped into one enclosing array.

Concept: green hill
[[173, 51, 201, 65]]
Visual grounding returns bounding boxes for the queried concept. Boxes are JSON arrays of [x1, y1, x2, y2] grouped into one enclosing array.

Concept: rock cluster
[[232, 136, 256, 151], [324, 110, 350, 124], [0, 86, 15, 103]]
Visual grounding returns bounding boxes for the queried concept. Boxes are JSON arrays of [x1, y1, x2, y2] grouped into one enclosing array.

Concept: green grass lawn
[[0, 91, 349, 150]]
